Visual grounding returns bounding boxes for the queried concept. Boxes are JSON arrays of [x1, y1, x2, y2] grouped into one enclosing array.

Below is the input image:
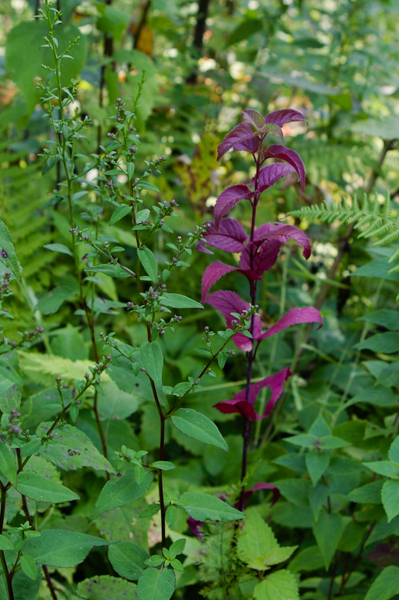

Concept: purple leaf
[[258, 307, 323, 341], [264, 108, 307, 128], [187, 518, 204, 542], [239, 239, 282, 277], [202, 218, 248, 253], [264, 144, 306, 190], [254, 223, 311, 259], [241, 482, 280, 508], [214, 367, 291, 420], [214, 185, 253, 228], [217, 123, 260, 160], [254, 163, 296, 194], [201, 261, 237, 303], [242, 109, 265, 129]]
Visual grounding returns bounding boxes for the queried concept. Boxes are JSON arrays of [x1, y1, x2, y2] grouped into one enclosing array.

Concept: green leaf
[[37, 423, 115, 473], [42, 156, 60, 175], [286, 434, 317, 448], [127, 162, 135, 181], [16, 472, 80, 504], [140, 341, 163, 388], [254, 570, 299, 600], [91, 470, 153, 520], [354, 332, 399, 354], [0, 442, 17, 485], [289, 546, 324, 573], [43, 243, 73, 257], [159, 293, 203, 309], [364, 461, 399, 479], [0, 534, 14, 551], [86, 264, 131, 278], [37, 286, 76, 315], [312, 511, 345, 569], [359, 310, 399, 331], [137, 247, 157, 283], [137, 567, 175, 600], [226, 19, 263, 46], [309, 415, 331, 437], [319, 435, 350, 449], [23, 530, 108, 568], [169, 538, 186, 558], [348, 481, 383, 504], [364, 566, 399, 600], [20, 555, 38, 581], [178, 492, 244, 522], [150, 461, 175, 471], [327, 92, 352, 111], [389, 437, 399, 463], [306, 450, 330, 486], [171, 408, 228, 451], [108, 541, 148, 581], [77, 575, 137, 599], [382, 480, 399, 522], [352, 258, 399, 282], [308, 484, 330, 522], [138, 181, 160, 192], [110, 205, 132, 226], [0, 219, 21, 282]]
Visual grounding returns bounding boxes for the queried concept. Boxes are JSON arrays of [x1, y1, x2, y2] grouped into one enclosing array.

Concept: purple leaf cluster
[[199, 108, 322, 422]]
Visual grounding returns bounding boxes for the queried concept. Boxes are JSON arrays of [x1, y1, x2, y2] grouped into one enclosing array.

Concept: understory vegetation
[[1, 0, 399, 598]]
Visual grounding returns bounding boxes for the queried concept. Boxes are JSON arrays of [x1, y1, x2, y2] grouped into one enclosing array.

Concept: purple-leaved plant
[[199, 108, 323, 510]]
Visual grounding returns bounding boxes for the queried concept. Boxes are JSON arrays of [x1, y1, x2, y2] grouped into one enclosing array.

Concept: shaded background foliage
[[2, 0, 399, 598]]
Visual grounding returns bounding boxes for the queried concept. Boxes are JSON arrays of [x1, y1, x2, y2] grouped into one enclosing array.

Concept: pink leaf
[[264, 144, 306, 190], [217, 123, 260, 160], [239, 239, 282, 277], [214, 367, 291, 420], [214, 185, 253, 228], [264, 109, 307, 128], [242, 483, 280, 507], [202, 218, 248, 253], [258, 307, 323, 341], [254, 163, 296, 194], [254, 223, 311, 259], [201, 261, 237, 303]]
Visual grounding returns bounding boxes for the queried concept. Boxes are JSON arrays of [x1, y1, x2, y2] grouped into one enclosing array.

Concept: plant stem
[[0, 483, 13, 600]]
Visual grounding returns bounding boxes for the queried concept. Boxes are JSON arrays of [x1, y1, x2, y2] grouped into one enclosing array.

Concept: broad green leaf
[[179, 492, 244, 522], [110, 205, 132, 226], [237, 511, 278, 564], [0, 534, 14, 551], [348, 481, 383, 504], [306, 450, 330, 486], [10, 566, 42, 600], [275, 479, 310, 508], [309, 415, 331, 437], [171, 408, 228, 451], [364, 461, 399, 479], [77, 575, 137, 599], [364, 566, 399, 600], [23, 530, 108, 568], [308, 484, 330, 522], [382, 480, 399, 522], [289, 546, 324, 573], [389, 437, 399, 463], [352, 258, 399, 282], [0, 219, 21, 282], [312, 511, 345, 569], [37, 286, 76, 315], [37, 423, 115, 473], [150, 461, 175, 471], [140, 341, 163, 388], [359, 309, 399, 331], [354, 332, 399, 354], [137, 248, 157, 283], [226, 19, 263, 46], [16, 472, 80, 504], [352, 115, 399, 140], [319, 435, 350, 449], [138, 181, 160, 192], [108, 541, 148, 581], [0, 443, 17, 485], [254, 569, 299, 600], [248, 547, 297, 571], [91, 470, 153, 520], [137, 567, 175, 600], [327, 92, 352, 111], [20, 555, 38, 581], [285, 434, 317, 448], [159, 293, 203, 309]]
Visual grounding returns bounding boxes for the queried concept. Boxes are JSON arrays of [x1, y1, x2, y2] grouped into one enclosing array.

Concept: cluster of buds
[[6, 326, 45, 349], [0, 271, 11, 301], [0, 409, 21, 440], [106, 180, 118, 191], [115, 97, 126, 123], [147, 156, 166, 173], [231, 305, 259, 331], [126, 145, 136, 161], [84, 355, 112, 383]]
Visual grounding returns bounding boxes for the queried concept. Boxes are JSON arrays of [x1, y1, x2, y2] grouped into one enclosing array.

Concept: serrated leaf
[[254, 569, 299, 600], [23, 530, 108, 568], [91, 470, 153, 520], [77, 575, 137, 599], [171, 408, 228, 451], [179, 491, 244, 522], [140, 341, 163, 388], [138, 247, 157, 283], [364, 566, 399, 600], [110, 205, 132, 226], [108, 541, 148, 581], [0, 219, 21, 282], [382, 480, 399, 522], [137, 567, 175, 600], [312, 511, 345, 569], [37, 286, 76, 315], [16, 472, 80, 504]]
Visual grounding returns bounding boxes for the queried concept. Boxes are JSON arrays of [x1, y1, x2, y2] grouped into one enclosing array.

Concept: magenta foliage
[[214, 367, 291, 421], [200, 108, 322, 429]]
